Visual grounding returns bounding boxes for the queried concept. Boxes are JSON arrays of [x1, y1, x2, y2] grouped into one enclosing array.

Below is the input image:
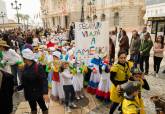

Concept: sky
[[4, 0, 41, 23]]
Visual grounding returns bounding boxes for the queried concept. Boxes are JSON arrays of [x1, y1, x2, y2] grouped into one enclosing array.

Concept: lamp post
[[0, 12, 6, 31], [80, 0, 85, 22], [87, 0, 96, 21], [42, 9, 48, 29], [11, 0, 22, 24]]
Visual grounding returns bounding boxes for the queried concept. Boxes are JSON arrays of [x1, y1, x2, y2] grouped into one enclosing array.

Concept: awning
[[143, 13, 165, 21]]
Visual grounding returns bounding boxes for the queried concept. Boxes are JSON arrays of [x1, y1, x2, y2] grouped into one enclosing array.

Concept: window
[[114, 12, 119, 26]]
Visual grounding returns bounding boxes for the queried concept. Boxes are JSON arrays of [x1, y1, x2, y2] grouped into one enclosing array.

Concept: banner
[[75, 21, 109, 61]]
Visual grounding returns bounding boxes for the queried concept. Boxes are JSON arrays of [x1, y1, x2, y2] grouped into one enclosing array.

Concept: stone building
[[40, 0, 145, 30]]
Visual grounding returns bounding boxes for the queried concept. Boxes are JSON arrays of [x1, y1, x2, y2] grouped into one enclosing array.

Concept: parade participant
[[60, 61, 77, 113], [122, 81, 144, 114], [129, 30, 141, 66], [17, 49, 49, 114], [0, 39, 23, 85], [51, 51, 64, 103], [119, 30, 129, 55], [109, 51, 131, 114], [87, 55, 102, 94], [140, 27, 147, 40], [153, 35, 164, 77], [139, 32, 153, 75], [96, 55, 111, 102]]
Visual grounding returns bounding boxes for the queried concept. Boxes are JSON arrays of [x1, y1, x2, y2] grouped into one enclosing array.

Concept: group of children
[[30, 31, 150, 113]]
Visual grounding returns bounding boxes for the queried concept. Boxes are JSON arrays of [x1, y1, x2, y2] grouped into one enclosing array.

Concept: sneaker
[[71, 102, 77, 108], [76, 96, 80, 100], [65, 107, 71, 113], [80, 95, 84, 98], [144, 72, 148, 75]]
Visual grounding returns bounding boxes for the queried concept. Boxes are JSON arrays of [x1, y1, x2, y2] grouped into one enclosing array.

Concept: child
[[122, 81, 145, 114], [96, 55, 110, 102], [51, 51, 64, 103], [60, 61, 77, 113]]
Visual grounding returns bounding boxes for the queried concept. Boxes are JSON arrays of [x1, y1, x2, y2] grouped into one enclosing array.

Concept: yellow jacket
[[122, 95, 146, 114], [110, 62, 131, 103]]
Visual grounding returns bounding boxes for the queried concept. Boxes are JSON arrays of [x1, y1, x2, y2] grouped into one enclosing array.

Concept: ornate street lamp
[[87, 0, 97, 21], [80, 0, 85, 22], [11, 0, 22, 24], [0, 12, 6, 30], [41, 9, 48, 29]]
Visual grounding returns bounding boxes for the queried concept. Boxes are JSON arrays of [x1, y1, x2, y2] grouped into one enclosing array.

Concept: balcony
[[146, 0, 165, 5]]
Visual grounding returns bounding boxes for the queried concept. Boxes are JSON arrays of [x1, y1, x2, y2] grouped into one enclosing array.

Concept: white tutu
[[51, 74, 65, 99], [97, 72, 110, 92], [72, 75, 81, 92]]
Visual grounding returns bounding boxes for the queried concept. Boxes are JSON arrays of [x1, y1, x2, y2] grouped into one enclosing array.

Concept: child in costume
[[51, 51, 65, 103], [87, 56, 102, 94], [122, 81, 145, 114], [60, 61, 77, 113], [96, 55, 111, 102]]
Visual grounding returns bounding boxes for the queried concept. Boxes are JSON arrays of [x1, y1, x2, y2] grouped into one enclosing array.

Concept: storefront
[[147, 15, 165, 39]]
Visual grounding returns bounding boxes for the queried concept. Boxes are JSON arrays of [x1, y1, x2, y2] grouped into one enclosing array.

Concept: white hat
[[22, 48, 34, 60], [52, 51, 61, 58], [68, 49, 74, 56]]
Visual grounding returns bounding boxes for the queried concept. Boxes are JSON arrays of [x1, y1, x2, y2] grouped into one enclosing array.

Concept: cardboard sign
[[75, 21, 109, 61]]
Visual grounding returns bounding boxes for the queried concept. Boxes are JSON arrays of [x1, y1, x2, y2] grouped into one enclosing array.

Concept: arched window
[[114, 12, 119, 26]]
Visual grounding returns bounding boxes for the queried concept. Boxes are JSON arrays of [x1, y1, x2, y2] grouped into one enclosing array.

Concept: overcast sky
[[5, 0, 41, 21]]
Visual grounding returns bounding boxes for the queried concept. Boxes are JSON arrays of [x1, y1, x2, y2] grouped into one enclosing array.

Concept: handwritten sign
[[75, 22, 109, 61]]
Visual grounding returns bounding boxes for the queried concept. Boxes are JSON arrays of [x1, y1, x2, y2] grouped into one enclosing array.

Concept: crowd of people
[[0, 26, 164, 114]]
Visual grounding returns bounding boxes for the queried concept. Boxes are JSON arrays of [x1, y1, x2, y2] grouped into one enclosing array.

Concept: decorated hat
[[0, 39, 10, 48], [52, 51, 61, 58], [22, 48, 34, 60], [131, 67, 142, 74], [123, 81, 141, 95]]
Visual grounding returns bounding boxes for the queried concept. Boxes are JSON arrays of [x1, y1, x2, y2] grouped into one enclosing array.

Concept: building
[[0, 0, 8, 24], [40, 0, 145, 30], [144, 0, 165, 38]]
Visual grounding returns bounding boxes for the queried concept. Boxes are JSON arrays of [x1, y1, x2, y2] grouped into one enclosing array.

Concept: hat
[[22, 48, 34, 60], [0, 39, 10, 48], [123, 81, 141, 96], [52, 51, 61, 58], [131, 67, 142, 74]]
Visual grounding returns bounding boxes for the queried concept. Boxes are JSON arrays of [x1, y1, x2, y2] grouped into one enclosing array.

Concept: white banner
[[75, 21, 109, 61]]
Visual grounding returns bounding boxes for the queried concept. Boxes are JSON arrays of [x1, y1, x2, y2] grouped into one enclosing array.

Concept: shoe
[[76, 96, 80, 100], [31, 111, 37, 114], [65, 107, 71, 113], [144, 72, 148, 75], [71, 102, 77, 108], [43, 110, 48, 114], [80, 95, 84, 99]]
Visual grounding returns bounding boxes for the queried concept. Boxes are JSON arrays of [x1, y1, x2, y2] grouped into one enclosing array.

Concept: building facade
[[145, 0, 165, 38], [40, 0, 145, 30]]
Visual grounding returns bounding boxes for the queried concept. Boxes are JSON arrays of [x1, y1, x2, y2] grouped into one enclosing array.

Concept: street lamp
[[87, 0, 97, 21], [0, 12, 6, 31], [11, 0, 22, 24], [42, 9, 48, 29], [80, 0, 85, 22]]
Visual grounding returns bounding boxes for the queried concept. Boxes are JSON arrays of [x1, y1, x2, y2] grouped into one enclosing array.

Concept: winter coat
[[119, 36, 129, 53], [19, 62, 48, 100], [0, 70, 14, 114]]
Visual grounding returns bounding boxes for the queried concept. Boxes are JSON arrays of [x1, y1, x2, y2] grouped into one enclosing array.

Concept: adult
[[129, 30, 141, 66], [109, 51, 131, 114], [153, 35, 164, 77], [117, 28, 122, 41], [68, 22, 75, 42], [0, 41, 14, 114], [139, 32, 153, 75], [22, 36, 33, 51], [109, 36, 115, 64], [140, 27, 147, 40], [17, 49, 49, 114], [119, 30, 129, 55]]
